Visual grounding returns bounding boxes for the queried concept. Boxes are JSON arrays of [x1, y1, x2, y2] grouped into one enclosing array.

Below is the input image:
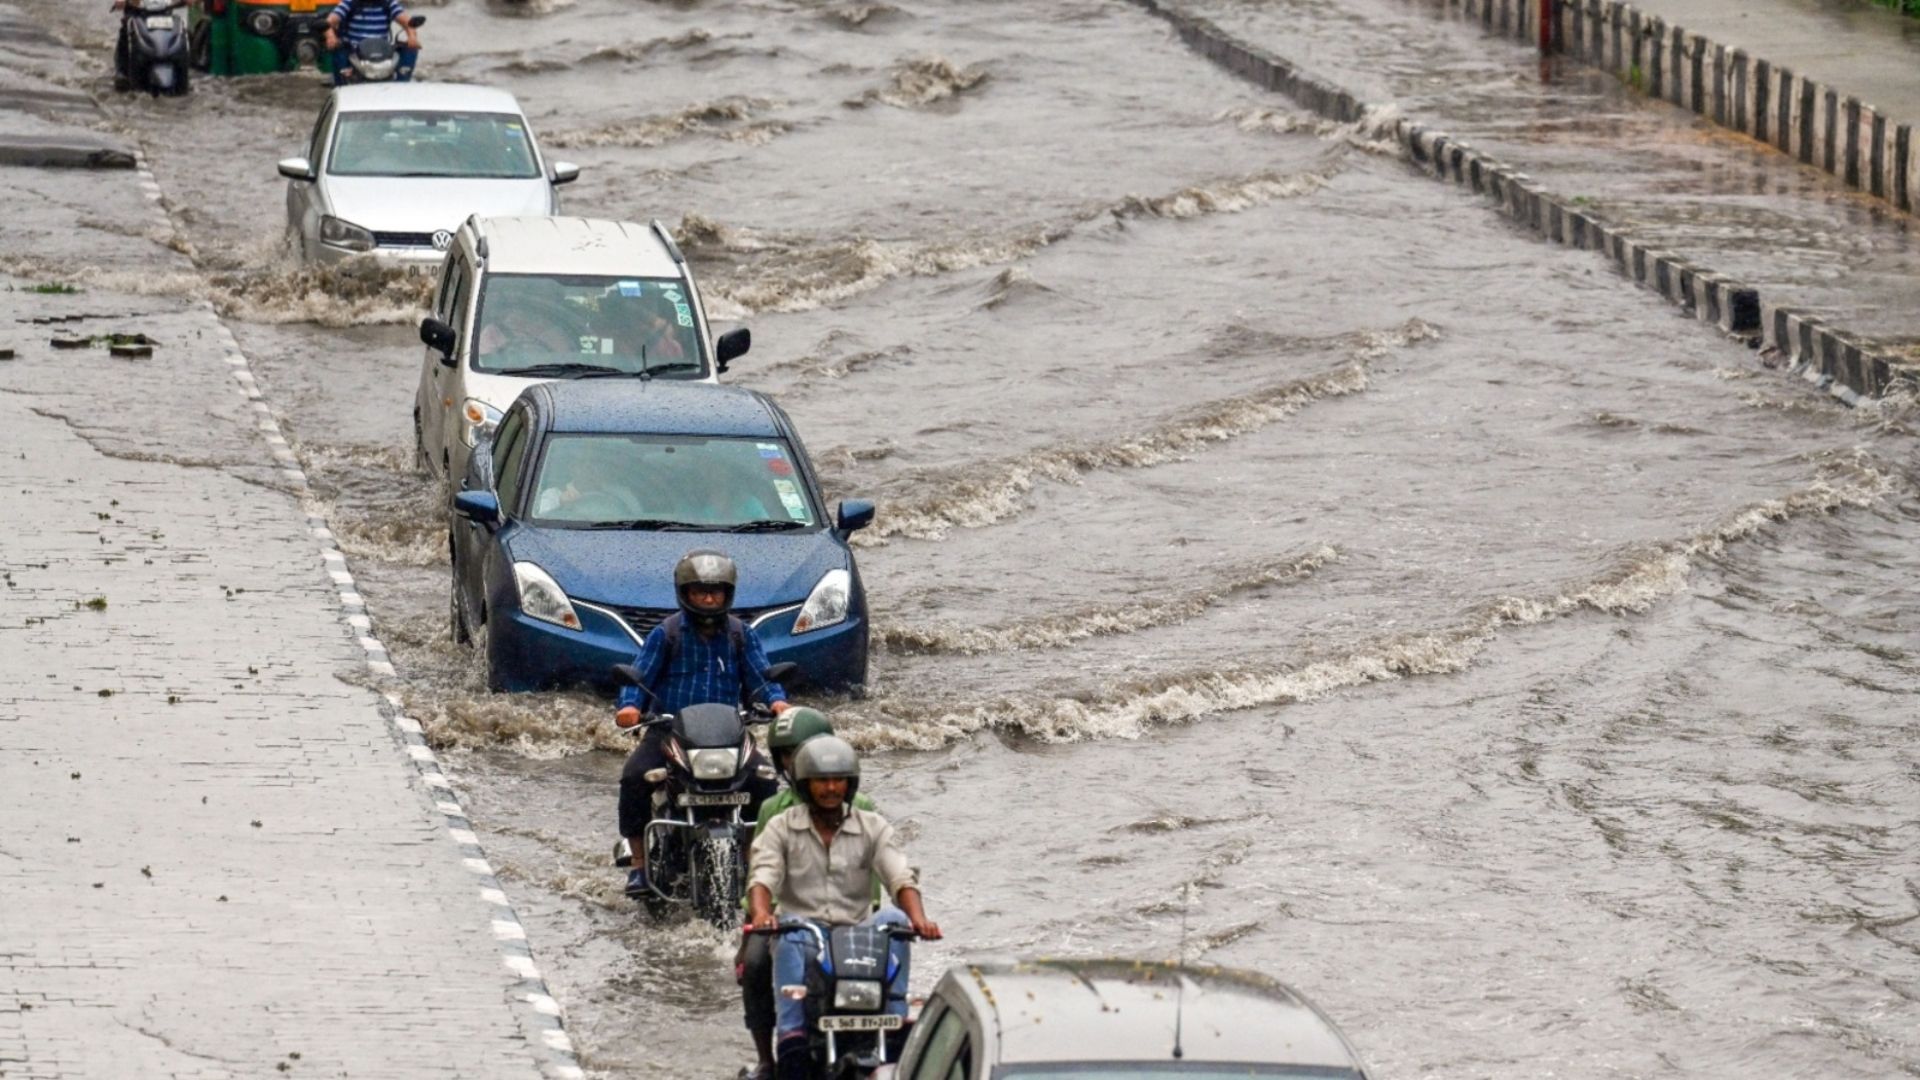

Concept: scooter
[[339, 14, 425, 83], [115, 0, 191, 96], [609, 661, 794, 931], [751, 918, 921, 1080]]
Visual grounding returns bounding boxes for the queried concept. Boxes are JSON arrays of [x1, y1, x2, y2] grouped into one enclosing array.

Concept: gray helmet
[[673, 549, 736, 630], [790, 734, 860, 808]]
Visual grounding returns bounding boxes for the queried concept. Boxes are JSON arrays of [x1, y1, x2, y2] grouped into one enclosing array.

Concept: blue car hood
[[505, 527, 850, 610]]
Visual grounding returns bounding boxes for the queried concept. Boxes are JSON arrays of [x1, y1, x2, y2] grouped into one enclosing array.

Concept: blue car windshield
[[473, 274, 706, 376], [327, 111, 540, 179], [530, 434, 818, 529]]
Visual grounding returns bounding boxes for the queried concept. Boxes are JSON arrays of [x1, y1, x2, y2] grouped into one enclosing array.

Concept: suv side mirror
[[550, 161, 580, 185], [715, 327, 751, 372], [452, 490, 500, 526], [420, 316, 456, 365], [277, 157, 315, 182], [835, 499, 874, 535]]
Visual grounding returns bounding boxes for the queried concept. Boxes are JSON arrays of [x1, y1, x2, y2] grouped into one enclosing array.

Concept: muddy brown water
[[32, 0, 1920, 1074]]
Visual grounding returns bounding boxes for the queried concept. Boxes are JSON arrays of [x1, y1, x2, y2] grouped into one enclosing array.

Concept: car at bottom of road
[[278, 83, 579, 267], [415, 215, 747, 490], [448, 380, 872, 694], [884, 959, 1371, 1080]]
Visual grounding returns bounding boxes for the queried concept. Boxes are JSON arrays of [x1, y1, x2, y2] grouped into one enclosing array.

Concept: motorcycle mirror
[[763, 661, 798, 684], [276, 157, 316, 182], [407, 14, 426, 27], [611, 663, 644, 687]]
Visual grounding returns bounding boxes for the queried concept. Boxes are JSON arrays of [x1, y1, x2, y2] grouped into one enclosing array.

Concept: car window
[[435, 254, 464, 322], [909, 1005, 970, 1080], [492, 409, 531, 511], [449, 261, 475, 350], [528, 434, 816, 529], [327, 111, 540, 180], [472, 274, 706, 376]]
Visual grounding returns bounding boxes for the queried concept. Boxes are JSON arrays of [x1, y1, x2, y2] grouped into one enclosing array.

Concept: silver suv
[[413, 215, 750, 485]]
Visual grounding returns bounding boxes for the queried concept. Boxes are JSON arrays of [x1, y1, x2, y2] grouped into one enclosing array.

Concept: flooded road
[[32, 0, 1920, 1074]]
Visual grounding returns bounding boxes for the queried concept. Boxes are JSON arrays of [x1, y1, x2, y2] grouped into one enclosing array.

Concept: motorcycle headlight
[[460, 399, 501, 448], [137, 0, 172, 12], [512, 562, 581, 630], [319, 215, 375, 253], [792, 569, 851, 635], [358, 55, 397, 80], [688, 748, 740, 781], [833, 979, 883, 1012]]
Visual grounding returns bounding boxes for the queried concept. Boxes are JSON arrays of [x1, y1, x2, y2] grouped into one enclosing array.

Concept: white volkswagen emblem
[[431, 230, 453, 251]]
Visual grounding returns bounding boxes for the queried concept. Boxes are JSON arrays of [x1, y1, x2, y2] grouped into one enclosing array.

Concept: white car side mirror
[[277, 157, 316, 182]]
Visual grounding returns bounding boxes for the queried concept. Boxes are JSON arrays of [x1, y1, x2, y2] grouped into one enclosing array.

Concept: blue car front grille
[[594, 604, 785, 642]]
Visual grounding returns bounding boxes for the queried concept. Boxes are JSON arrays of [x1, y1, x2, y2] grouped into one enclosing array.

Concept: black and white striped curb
[[130, 150, 586, 1080], [1122, 0, 1917, 403]]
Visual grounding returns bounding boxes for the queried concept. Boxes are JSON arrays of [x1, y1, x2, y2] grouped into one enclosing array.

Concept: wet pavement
[[8, 0, 1920, 1077]]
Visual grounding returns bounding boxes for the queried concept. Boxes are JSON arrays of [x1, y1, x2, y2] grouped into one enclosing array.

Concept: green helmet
[[768, 707, 835, 757]]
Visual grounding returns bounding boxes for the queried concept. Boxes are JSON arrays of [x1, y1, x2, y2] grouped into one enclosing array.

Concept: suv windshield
[[328, 111, 540, 179], [530, 435, 817, 530], [473, 274, 707, 377]]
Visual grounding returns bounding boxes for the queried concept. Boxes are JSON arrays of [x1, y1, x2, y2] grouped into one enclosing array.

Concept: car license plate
[[818, 1014, 902, 1033], [145, 15, 175, 28], [677, 791, 750, 807]]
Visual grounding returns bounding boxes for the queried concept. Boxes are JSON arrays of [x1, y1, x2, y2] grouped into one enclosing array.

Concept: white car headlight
[[688, 748, 740, 781], [319, 215, 375, 253], [833, 979, 883, 1012], [512, 562, 580, 630], [792, 569, 851, 635], [460, 399, 502, 448]]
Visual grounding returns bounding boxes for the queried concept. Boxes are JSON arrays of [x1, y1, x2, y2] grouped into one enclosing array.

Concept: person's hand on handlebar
[[615, 706, 641, 728], [910, 917, 942, 941], [323, 26, 339, 50]]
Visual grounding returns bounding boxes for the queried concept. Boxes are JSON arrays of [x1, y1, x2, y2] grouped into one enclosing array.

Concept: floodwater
[[35, 0, 1920, 1075]]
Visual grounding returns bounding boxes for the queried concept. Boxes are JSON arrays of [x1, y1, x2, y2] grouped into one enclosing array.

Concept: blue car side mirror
[[453, 490, 501, 526], [835, 499, 874, 534]]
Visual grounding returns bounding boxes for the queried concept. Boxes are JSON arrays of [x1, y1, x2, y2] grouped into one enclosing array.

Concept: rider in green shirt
[[737, 708, 875, 1080]]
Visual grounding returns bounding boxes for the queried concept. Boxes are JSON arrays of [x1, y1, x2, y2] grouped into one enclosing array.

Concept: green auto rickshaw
[[192, 0, 341, 77]]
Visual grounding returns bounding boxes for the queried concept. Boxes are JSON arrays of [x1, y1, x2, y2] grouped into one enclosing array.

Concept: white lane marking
[[450, 828, 481, 846], [526, 993, 563, 1017], [462, 857, 495, 876], [504, 955, 541, 979], [491, 919, 527, 941]]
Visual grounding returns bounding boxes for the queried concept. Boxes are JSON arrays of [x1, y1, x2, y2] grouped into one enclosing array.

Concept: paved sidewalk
[[1623, 0, 1920, 122], [0, 26, 565, 1080]]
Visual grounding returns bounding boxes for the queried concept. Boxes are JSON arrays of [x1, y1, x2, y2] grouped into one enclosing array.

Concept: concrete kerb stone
[[125, 148, 588, 1080]]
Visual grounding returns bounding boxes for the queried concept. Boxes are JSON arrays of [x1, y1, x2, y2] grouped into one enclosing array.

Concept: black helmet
[[673, 549, 736, 631], [790, 735, 860, 809]]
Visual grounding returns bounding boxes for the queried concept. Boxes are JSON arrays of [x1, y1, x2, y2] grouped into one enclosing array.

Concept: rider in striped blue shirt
[[614, 550, 789, 898], [322, 0, 420, 86]]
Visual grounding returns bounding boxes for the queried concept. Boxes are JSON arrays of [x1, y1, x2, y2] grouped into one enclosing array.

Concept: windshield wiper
[[727, 519, 810, 533], [638, 361, 706, 377], [507, 362, 629, 378], [585, 518, 710, 531]]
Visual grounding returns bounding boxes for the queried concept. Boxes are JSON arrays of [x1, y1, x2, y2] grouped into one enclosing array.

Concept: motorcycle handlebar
[[745, 919, 924, 941]]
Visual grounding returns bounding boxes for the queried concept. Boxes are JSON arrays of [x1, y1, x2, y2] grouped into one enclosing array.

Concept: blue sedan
[[447, 380, 873, 694]]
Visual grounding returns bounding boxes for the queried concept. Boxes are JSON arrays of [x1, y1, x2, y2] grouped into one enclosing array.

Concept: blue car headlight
[[792, 569, 851, 635], [512, 561, 581, 631]]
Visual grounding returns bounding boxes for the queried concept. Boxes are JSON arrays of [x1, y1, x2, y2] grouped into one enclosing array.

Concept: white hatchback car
[[414, 215, 751, 485], [278, 83, 579, 267]]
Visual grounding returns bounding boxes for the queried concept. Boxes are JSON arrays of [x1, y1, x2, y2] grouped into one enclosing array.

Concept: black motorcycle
[[115, 0, 190, 96], [340, 14, 425, 83], [610, 662, 792, 931], [752, 918, 920, 1080]]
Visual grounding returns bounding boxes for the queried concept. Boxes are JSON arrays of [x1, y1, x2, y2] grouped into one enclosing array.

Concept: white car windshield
[[530, 435, 817, 530], [473, 274, 706, 376], [328, 111, 540, 179]]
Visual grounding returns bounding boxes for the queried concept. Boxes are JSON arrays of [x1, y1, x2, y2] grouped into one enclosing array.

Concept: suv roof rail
[[649, 219, 686, 266]]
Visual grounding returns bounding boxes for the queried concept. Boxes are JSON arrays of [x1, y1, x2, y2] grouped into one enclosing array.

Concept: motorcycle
[[115, 0, 191, 96], [339, 14, 425, 83], [752, 917, 920, 1080], [609, 661, 794, 931]]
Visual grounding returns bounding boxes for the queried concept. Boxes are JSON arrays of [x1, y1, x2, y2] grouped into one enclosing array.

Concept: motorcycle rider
[[737, 709, 878, 1080], [747, 736, 941, 1080], [322, 0, 420, 86], [615, 550, 787, 899]]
